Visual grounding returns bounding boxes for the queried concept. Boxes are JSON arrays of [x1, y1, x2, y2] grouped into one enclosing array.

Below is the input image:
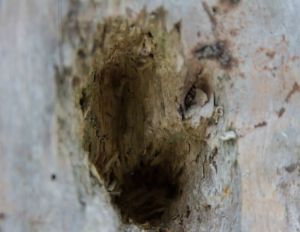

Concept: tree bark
[[0, 0, 299, 231]]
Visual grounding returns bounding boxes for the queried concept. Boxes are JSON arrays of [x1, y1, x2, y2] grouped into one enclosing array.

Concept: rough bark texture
[[0, 0, 300, 232]]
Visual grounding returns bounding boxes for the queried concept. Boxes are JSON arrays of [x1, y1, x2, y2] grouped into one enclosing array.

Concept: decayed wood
[[0, 0, 300, 231]]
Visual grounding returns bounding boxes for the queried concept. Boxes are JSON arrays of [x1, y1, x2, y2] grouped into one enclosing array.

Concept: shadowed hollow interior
[[83, 47, 185, 224], [81, 14, 209, 226]]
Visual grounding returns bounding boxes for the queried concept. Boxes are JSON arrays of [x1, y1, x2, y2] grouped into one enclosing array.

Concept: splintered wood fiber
[[81, 8, 210, 226]]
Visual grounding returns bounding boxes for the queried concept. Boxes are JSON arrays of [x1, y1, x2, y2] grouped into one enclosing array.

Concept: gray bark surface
[[0, 0, 299, 231]]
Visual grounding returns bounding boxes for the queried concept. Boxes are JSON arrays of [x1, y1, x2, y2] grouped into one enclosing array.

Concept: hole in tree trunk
[[80, 9, 211, 228]]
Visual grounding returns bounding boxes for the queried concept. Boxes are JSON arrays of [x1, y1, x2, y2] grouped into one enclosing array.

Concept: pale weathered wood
[[0, 1, 118, 232]]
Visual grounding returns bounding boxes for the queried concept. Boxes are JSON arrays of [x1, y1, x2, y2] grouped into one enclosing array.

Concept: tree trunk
[[0, 0, 299, 231]]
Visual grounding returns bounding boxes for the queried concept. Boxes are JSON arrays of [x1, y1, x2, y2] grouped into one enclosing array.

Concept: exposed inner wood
[[81, 10, 211, 226]]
